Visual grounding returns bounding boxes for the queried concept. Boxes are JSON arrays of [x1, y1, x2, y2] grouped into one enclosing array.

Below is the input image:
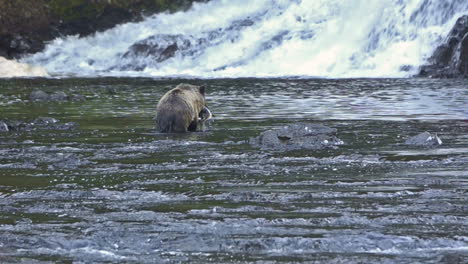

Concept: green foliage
[[48, 0, 103, 22], [46, 0, 195, 23]]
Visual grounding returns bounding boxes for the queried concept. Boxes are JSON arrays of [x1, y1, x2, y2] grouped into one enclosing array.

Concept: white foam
[[0, 57, 48, 78], [23, 0, 468, 78]]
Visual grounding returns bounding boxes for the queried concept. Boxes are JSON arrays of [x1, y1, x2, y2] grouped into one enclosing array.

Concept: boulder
[[0, 121, 9, 132], [250, 123, 343, 151], [30, 90, 50, 101], [404, 132, 442, 146], [70, 94, 86, 102], [418, 15, 468, 78], [121, 34, 192, 70], [119, 18, 257, 71], [33, 117, 59, 126], [459, 33, 468, 74], [50, 91, 69, 102]]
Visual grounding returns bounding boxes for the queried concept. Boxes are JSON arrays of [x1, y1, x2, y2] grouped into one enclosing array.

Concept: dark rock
[[106, 87, 117, 95], [2, 120, 27, 131], [70, 94, 86, 102], [50, 91, 69, 102], [55, 122, 79, 131], [0, 0, 51, 58], [399, 65, 413, 72], [30, 90, 85, 103], [119, 16, 257, 71], [33, 117, 59, 126], [405, 132, 442, 146], [418, 15, 468, 78], [0, 121, 9, 132], [459, 33, 468, 74], [0, 118, 78, 132], [228, 19, 255, 30], [250, 123, 343, 151], [121, 34, 192, 70], [30, 90, 50, 101], [9, 35, 32, 54], [33, 117, 78, 130], [48, 153, 90, 170]]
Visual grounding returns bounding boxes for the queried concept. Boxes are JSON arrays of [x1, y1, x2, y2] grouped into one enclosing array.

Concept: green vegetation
[[47, 0, 200, 23]]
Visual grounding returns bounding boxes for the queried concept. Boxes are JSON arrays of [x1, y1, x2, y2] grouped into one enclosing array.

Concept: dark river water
[[0, 78, 467, 263]]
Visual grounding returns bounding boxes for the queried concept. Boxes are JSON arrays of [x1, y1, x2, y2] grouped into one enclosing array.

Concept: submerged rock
[[418, 15, 468, 78], [70, 94, 86, 102], [33, 117, 59, 126], [121, 34, 192, 70], [0, 118, 78, 132], [405, 132, 442, 146], [0, 121, 9, 132], [250, 123, 343, 151], [30, 90, 50, 101], [35, 119, 78, 130], [50, 91, 69, 101], [29, 90, 85, 103], [48, 153, 91, 170], [119, 18, 258, 71]]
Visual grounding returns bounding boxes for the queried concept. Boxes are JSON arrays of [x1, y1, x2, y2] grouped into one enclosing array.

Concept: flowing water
[[3, 0, 468, 262], [23, 0, 468, 78], [0, 78, 467, 263]]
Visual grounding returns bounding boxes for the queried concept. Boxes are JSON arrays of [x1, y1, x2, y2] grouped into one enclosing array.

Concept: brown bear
[[155, 83, 212, 133]]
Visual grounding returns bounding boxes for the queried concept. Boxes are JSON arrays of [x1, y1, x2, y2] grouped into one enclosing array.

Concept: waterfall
[[0, 57, 48, 78], [23, 0, 468, 78]]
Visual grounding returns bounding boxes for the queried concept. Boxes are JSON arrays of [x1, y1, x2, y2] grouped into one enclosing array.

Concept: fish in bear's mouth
[[199, 106, 213, 122]]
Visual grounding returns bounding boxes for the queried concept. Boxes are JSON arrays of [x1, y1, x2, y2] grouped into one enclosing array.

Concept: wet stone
[[33, 117, 59, 125], [0, 118, 78, 132], [70, 94, 86, 102], [249, 123, 343, 151], [0, 121, 9, 132], [121, 34, 192, 70], [417, 15, 468, 78], [105, 87, 117, 95], [405, 132, 442, 146], [29, 90, 50, 101], [0, 120, 26, 131], [50, 91, 69, 101], [47, 153, 92, 170], [29, 90, 85, 103]]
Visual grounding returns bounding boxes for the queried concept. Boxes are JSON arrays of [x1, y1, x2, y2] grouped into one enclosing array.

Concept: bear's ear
[[199, 85, 206, 96]]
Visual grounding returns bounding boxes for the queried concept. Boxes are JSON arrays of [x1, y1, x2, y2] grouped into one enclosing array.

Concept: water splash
[[0, 56, 48, 78], [24, 0, 468, 78]]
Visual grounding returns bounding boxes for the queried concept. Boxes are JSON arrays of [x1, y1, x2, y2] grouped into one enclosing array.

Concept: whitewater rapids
[[0, 57, 48, 78], [23, 0, 468, 78]]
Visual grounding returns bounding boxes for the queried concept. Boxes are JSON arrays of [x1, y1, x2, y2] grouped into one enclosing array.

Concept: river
[[0, 77, 467, 263]]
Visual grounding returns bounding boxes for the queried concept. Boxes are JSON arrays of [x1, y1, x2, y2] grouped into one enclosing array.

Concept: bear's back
[[156, 84, 206, 133]]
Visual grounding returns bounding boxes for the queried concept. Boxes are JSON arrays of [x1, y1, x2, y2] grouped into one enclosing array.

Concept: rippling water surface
[[0, 78, 467, 263]]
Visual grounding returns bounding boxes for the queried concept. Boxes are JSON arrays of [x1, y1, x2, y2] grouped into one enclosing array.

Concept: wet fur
[[156, 84, 206, 133]]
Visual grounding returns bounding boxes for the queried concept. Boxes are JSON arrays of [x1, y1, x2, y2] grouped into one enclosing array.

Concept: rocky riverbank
[[0, 0, 209, 59]]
